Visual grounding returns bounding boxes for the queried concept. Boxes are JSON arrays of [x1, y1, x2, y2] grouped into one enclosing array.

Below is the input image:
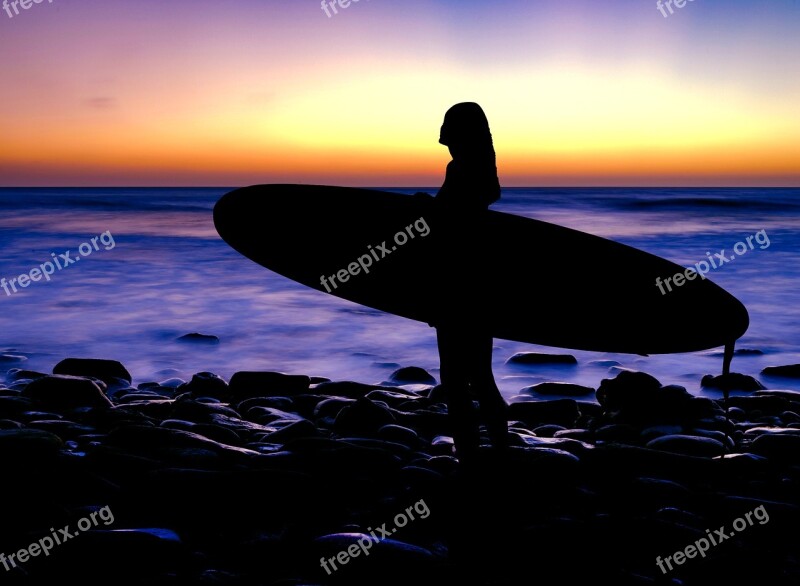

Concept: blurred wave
[[0, 186, 798, 397]]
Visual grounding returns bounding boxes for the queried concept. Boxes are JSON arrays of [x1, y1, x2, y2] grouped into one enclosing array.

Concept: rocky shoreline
[[1, 357, 799, 585]]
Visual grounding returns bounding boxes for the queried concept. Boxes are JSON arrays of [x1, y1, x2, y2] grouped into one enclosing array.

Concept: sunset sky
[[1, 0, 798, 186]]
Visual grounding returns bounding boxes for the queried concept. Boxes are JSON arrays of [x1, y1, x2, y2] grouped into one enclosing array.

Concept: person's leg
[[466, 331, 508, 451], [437, 325, 480, 461]]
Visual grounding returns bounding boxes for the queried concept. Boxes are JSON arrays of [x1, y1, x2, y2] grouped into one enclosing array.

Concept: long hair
[[438, 102, 500, 205], [438, 102, 497, 166]]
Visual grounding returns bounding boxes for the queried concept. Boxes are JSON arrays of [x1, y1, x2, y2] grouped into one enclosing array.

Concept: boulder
[[53, 358, 132, 385], [22, 375, 112, 410]]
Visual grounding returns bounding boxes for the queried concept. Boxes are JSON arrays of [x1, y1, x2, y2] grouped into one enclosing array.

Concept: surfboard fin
[[722, 341, 734, 376]]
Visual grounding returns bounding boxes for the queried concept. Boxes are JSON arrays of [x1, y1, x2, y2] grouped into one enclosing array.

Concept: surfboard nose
[[214, 186, 254, 245], [213, 188, 238, 229]]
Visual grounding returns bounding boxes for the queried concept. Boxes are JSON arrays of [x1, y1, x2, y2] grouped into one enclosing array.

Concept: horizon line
[[1, 184, 799, 189]]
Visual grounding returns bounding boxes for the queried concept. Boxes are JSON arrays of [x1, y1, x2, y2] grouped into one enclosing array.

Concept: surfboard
[[214, 184, 749, 361]]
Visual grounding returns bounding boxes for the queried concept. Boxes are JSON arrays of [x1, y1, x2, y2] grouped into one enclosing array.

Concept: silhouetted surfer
[[424, 102, 508, 462]]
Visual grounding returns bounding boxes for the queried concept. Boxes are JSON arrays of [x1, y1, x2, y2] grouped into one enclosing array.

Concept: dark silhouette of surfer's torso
[[428, 102, 508, 462], [437, 158, 500, 209]]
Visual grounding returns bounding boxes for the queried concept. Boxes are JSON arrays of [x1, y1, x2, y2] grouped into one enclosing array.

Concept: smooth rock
[[761, 364, 800, 379], [0, 396, 34, 417], [263, 418, 319, 443], [646, 434, 725, 457], [588, 360, 621, 367], [53, 358, 132, 385], [158, 377, 186, 388], [576, 401, 603, 417], [22, 375, 112, 410], [37, 527, 188, 581], [160, 419, 243, 445], [713, 452, 770, 474], [313, 534, 437, 580], [553, 428, 594, 441], [313, 380, 382, 399], [708, 348, 764, 357], [516, 434, 594, 454], [727, 395, 788, 415], [754, 415, 783, 426], [178, 371, 229, 400], [208, 413, 278, 435], [690, 427, 734, 449], [116, 392, 165, 403], [366, 389, 423, 406], [27, 419, 96, 439], [725, 405, 748, 421], [749, 433, 800, 461], [594, 423, 639, 443], [334, 397, 396, 433], [506, 352, 577, 366], [236, 396, 296, 417], [378, 424, 420, 446], [240, 406, 304, 425], [0, 428, 63, 463], [743, 426, 800, 437], [701, 373, 765, 392], [426, 384, 447, 403], [388, 366, 437, 385], [314, 396, 356, 419], [523, 382, 594, 397], [756, 389, 800, 400], [781, 410, 800, 423], [640, 425, 684, 442], [229, 371, 310, 399], [170, 396, 241, 422], [508, 399, 580, 427], [685, 397, 721, 420], [107, 424, 261, 458], [533, 424, 567, 437], [176, 332, 220, 344], [587, 443, 720, 482], [5, 368, 47, 382], [596, 370, 661, 410], [631, 477, 691, 501]]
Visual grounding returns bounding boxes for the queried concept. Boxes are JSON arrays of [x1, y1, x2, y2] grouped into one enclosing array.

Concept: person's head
[[439, 102, 495, 160]]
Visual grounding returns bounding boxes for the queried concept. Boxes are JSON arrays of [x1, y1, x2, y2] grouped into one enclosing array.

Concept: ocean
[[1, 187, 798, 399]]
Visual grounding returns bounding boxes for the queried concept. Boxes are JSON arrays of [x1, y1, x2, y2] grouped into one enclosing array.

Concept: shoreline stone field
[[1, 357, 799, 585]]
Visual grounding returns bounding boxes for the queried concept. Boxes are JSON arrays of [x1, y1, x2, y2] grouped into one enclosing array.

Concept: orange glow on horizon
[[1, 1, 798, 186]]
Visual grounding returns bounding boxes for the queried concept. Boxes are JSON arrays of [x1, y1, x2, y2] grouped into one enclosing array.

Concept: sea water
[[0, 187, 798, 400]]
